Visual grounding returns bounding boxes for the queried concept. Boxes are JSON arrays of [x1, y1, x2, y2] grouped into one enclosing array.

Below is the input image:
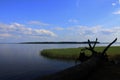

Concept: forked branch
[[86, 38, 98, 55], [102, 38, 117, 55], [78, 38, 117, 62], [88, 39, 92, 49], [92, 38, 98, 49]]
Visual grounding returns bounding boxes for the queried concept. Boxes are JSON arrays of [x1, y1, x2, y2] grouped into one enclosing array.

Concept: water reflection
[[0, 44, 76, 80], [0, 43, 119, 80]]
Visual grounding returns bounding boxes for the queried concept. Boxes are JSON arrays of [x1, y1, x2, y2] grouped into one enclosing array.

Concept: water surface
[[0, 43, 119, 80], [0, 44, 81, 80]]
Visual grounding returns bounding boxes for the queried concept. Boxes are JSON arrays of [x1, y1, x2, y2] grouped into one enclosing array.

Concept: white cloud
[[0, 23, 26, 32], [68, 19, 79, 24], [112, 0, 120, 6], [113, 10, 120, 14], [0, 23, 56, 38], [119, 0, 120, 4], [0, 22, 120, 42], [0, 33, 12, 37], [34, 29, 56, 37], [54, 27, 64, 31], [77, 26, 116, 35], [112, 3, 116, 6], [28, 21, 50, 26], [62, 25, 120, 42]]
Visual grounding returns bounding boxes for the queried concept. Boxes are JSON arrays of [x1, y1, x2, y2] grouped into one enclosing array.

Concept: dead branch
[[78, 38, 117, 62], [102, 38, 117, 55], [92, 38, 98, 49], [86, 38, 98, 55], [88, 39, 92, 49]]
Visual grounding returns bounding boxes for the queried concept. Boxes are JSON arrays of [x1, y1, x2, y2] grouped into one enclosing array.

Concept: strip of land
[[39, 46, 120, 80], [20, 41, 100, 44], [41, 46, 120, 60]]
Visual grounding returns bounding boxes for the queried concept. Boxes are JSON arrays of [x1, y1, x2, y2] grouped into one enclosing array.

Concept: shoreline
[[38, 45, 120, 80], [41, 46, 120, 60]]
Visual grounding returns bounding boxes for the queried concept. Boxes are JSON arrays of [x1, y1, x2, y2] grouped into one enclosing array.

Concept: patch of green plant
[[41, 46, 120, 60]]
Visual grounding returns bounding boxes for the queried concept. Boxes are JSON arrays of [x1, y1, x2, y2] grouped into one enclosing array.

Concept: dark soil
[[88, 62, 120, 80]]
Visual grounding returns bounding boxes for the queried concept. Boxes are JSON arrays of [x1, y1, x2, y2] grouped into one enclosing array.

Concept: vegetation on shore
[[20, 41, 100, 44], [40, 39, 120, 80], [41, 46, 120, 60]]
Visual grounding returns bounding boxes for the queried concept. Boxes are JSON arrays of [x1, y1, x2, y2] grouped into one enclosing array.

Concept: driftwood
[[77, 38, 117, 62], [37, 38, 117, 80]]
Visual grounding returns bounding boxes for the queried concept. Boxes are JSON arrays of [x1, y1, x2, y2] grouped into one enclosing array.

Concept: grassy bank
[[41, 46, 120, 60]]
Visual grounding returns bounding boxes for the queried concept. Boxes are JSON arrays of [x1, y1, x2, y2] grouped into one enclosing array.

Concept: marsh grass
[[41, 46, 120, 60]]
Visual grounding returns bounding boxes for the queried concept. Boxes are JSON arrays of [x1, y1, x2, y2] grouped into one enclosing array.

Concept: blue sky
[[0, 0, 120, 42]]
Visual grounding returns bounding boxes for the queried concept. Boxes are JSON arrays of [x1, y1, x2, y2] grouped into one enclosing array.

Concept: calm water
[[0, 43, 119, 80]]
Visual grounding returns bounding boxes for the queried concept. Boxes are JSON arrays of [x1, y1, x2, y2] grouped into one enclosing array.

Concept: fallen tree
[[76, 38, 117, 62], [37, 38, 117, 80]]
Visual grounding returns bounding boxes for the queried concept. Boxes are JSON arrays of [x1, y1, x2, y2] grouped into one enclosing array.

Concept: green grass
[[41, 46, 120, 60]]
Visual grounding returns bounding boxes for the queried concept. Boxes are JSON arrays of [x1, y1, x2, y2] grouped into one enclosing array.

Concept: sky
[[0, 0, 120, 43]]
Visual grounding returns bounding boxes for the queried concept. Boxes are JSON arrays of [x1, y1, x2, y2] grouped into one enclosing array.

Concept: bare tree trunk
[[38, 38, 117, 80]]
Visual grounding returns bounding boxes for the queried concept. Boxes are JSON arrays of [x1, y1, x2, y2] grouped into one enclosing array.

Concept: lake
[[0, 43, 119, 80]]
